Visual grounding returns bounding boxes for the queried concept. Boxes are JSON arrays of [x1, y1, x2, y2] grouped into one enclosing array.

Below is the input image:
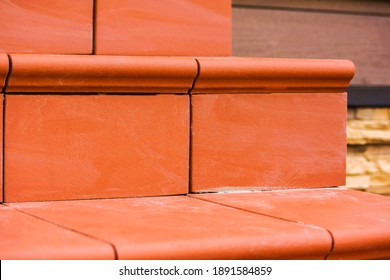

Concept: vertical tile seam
[[2, 54, 12, 93], [187, 59, 201, 194], [2, 54, 12, 203], [92, 0, 97, 54], [323, 229, 335, 260], [189, 195, 336, 259]]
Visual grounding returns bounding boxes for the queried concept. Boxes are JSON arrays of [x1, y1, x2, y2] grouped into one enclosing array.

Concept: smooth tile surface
[[191, 188, 390, 259], [193, 57, 355, 94], [0, 205, 115, 259], [191, 93, 347, 192], [9, 196, 332, 259], [0, 0, 92, 54], [95, 0, 231, 55], [6, 55, 198, 93], [5, 95, 189, 202]]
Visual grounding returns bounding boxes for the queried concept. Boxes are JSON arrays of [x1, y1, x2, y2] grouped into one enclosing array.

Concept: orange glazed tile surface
[[5, 95, 189, 202], [8, 196, 332, 259], [191, 93, 347, 192], [192, 57, 355, 93], [6, 55, 197, 93], [0, 205, 115, 260], [191, 188, 390, 260], [0, 0, 92, 54], [95, 0, 231, 56]]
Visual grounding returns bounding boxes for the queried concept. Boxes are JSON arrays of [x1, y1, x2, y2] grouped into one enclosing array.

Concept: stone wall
[[347, 108, 390, 195]]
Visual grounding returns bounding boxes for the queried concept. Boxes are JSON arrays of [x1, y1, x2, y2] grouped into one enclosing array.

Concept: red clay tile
[[9, 196, 332, 259], [5, 95, 189, 202], [0, 0, 92, 54], [191, 188, 390, 259], [0, 205, 115, 259], [6, 54, 197, 93], [193, 57, 355, 93], [191, 93, 347, 192], [95, 0, 231, 56], [0, 54, 10, 92]]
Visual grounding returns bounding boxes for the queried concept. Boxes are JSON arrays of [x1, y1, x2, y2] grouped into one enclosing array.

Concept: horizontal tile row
[[2, 93, 347, 202], [191, 188, 390, 260], [0, 54, 355, 93], [0, 55, 354, 202], [192, 57, 355, 93], [0, 0, 231, 56], [5, 55, 198, 93], [1, 195, 332, 259], [2, 188, 389, 259]]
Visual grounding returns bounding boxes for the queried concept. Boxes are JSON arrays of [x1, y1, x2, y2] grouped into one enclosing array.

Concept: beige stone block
[[356, 108, 389, 120], [365, 145, 390, 155], [371, 173, 390, 187], [346, 155, 377, 175], [347, 127, 367, 145], [365, 153, 390, 162], [348, 120, 390, 130], [345, 175, 370, 190], [367, 185, 390, 196], [347, 120, 390, 144], [374, 159, 390, 173]]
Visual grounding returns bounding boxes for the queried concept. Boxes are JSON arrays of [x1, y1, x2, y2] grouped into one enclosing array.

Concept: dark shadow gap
[[187, 59, 201, 193], [92, 0, 98, 54], [233, 4, 390, 18]]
